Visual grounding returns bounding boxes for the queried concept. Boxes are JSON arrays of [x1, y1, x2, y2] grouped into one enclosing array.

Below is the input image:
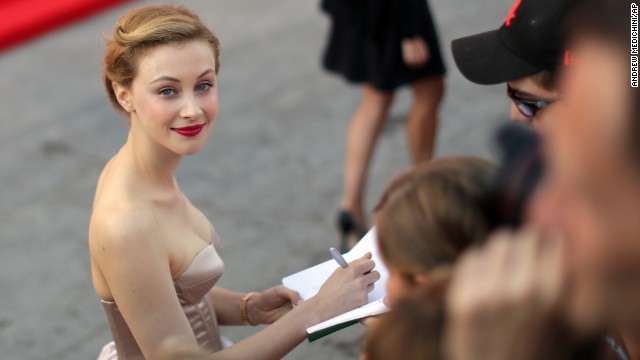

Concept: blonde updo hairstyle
[[103, 5, 220, 112]]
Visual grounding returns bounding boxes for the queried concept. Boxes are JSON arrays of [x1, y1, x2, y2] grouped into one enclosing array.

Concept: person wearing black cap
[[452, 0, 573, 129], [446, 1, 638, 359]]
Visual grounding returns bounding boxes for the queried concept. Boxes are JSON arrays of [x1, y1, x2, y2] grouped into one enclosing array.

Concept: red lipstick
[[171, 124, 205, 137]]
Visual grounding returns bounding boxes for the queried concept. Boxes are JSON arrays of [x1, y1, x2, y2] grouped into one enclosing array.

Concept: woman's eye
[[196, 82, 213, 92], [159, 88, 175, 97]]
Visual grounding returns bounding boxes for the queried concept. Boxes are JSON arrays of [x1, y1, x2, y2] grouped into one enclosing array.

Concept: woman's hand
[[402, 37, 430, 68], [248, 285, 302, 325], [312, 253, 380, 320]]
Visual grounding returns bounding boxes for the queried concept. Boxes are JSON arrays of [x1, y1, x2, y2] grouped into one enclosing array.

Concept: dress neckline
[[175, 242, 214, 281], [175, 225, 217, 281]]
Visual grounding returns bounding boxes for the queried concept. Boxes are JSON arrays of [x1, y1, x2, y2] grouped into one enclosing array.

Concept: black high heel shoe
[[336, 210, 365, 253]]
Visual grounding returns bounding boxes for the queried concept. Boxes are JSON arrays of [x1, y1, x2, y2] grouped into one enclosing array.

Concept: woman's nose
[[179, 93, 203, 119]]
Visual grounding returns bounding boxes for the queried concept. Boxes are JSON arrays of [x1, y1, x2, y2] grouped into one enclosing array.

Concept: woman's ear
[[413, 273, 429, 286], [112, 82, 134, 113]]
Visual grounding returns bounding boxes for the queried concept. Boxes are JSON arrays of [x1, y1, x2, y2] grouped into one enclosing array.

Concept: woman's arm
[[91, 209, 200, 359], [209, 288, 244, 325], [94, 208, 378, 359], [159, 253, 379, 360], [218, 253, 379, 359], [158, 299, 319, 360], [211, 286, 301, 326]]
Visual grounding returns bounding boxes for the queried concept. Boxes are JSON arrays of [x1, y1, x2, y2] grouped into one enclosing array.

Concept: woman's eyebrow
[[149, 75, 179, 84], [198, 68, 215, 78], [149, 68, 215, 84]]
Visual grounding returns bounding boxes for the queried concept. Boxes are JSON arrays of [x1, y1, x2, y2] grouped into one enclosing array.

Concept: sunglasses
[[507, 86, 560, 118]]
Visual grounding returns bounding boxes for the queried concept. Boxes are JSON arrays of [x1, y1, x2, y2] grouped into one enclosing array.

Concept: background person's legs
[[407, 76, 445, 164], [339, 84, 394, 246]]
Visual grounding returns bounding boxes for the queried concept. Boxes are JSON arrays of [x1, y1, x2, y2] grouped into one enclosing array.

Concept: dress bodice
[[99, 229, 225, 360]]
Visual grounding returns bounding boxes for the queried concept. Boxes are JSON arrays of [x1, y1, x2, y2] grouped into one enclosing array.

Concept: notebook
[[282, 228, 390, 341]]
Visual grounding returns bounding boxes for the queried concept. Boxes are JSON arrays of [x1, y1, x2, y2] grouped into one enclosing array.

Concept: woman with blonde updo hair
[[90, 5, 379, 360]]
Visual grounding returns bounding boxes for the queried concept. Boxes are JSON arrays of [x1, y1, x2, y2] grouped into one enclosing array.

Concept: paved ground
[[0, 0, 512, 359]]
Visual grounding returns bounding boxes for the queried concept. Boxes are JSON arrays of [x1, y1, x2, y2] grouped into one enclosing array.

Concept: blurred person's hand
[[248, 285, 301, 325], [359, 294, 391, 327], [445, 228, 565, 360], [402, 37, 430, 67], [360, 315, 382, 327]]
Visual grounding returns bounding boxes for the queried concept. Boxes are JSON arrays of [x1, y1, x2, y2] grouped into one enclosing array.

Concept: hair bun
[[102, 5, 220, 112]]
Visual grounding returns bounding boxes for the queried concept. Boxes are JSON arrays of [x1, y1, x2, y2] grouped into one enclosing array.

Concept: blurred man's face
[[545, 35, 640, 328]]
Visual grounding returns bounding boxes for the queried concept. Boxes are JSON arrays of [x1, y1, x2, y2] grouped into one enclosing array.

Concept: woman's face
[[126, 40, 218, 156]]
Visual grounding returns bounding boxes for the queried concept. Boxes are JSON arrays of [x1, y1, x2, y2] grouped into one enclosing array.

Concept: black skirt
[[321, 0, 446, 91]]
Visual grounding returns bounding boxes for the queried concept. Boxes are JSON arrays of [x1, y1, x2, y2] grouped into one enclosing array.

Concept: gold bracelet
[[240, 292, 259, 326]]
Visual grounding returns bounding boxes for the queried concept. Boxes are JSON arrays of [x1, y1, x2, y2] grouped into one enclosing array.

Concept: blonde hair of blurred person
[[89, 5, 379, 360], [374, 156, 496, 305]]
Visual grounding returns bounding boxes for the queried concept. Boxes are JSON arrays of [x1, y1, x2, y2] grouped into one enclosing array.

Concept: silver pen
[[329, 247, 349, 269]]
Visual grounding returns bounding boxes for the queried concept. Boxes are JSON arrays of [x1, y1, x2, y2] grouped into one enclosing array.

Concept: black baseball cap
[[452, 0, 574, 85]]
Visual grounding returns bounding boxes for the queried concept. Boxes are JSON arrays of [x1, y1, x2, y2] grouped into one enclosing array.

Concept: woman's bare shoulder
[[91, 154, 158, 246], [89, 201, 161, 260]]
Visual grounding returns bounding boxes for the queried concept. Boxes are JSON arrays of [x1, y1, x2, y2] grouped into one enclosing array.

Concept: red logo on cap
[[505, 0, 522, 27], [564, 50, 579, 66]]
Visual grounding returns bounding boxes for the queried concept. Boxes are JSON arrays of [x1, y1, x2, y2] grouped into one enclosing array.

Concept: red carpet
[[0, 0, 132, 52]]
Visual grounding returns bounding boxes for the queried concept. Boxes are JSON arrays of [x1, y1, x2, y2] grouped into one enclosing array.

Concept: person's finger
[[406, 38, 429, 66], [414, 39, 427, 64], [423, 41, 431, 63], [351, 256, 376, 275], [449, 249, 480, 290], [362, 270, 381, 286], [403, 41, 416, 65], [447, 248, 483, 312], [349, 252, 373, 266], [360, 316, 380, 327], [408, 40, 418, 62], [536, 230, 565, 307], [366, 283, 375, 293], [278, 286, 302, 305], [506, 229, 539, 292], [409, 44, 420, 65], [481, 230, 514, 290], [417, 38, 430, 60]]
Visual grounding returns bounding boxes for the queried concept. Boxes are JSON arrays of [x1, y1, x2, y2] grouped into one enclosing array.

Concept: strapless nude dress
[[97, 231, 226, 360]]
